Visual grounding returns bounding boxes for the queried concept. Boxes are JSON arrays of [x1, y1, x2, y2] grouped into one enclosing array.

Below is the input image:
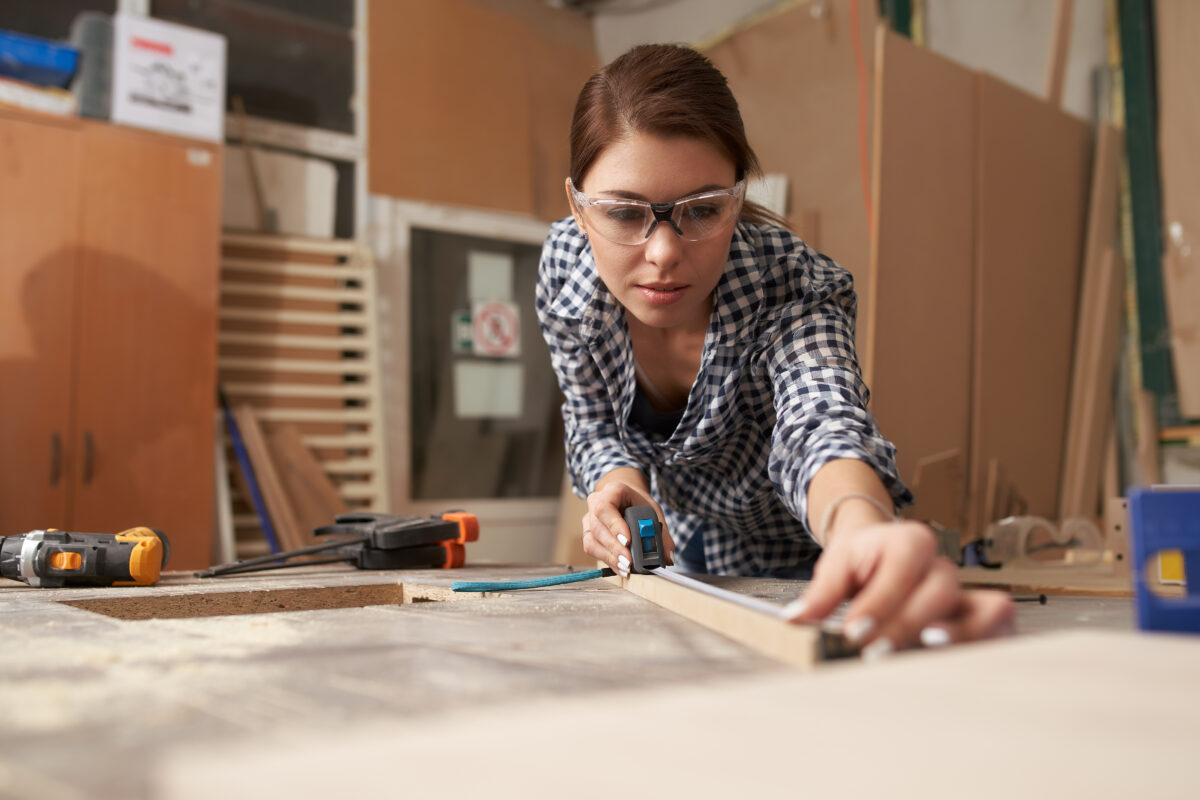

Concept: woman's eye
[[685, 203, 721, 221], [605, 206, 645, 224]]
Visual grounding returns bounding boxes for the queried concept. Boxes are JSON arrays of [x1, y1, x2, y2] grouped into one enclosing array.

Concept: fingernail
[[617, 554, 630, 568], [618, 566, 630, 578], [781, 599, 806, 618], [617, 534, 629, 547], [920, 627, 951, 648], [844, 616, 875, 643], [861, 637, 893, 662]]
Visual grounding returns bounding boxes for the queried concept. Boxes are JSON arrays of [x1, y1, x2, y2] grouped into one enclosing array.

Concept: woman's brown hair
[[569, 43, 784, 227]]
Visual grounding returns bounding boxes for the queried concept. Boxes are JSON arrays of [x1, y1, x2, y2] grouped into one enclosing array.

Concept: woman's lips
[[637, 284, 687, 305]]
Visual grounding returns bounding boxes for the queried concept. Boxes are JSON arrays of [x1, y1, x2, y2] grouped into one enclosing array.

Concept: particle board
[[969, 74, 1092, 539], [1155, 0, 1200, 418], [864, 28, 975, 523]]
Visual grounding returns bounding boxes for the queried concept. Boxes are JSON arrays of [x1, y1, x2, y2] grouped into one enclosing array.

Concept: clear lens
[[572, 180, 744, 245]]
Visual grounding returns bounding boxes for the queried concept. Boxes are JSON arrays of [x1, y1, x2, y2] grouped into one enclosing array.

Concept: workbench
[[1, 565, 1195, 799]]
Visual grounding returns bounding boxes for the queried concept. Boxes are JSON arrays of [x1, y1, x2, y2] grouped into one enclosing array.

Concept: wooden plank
[[608, 573, 822, 669], [265, 424, 348, 538], [232, 404, 307, 552], [1155, 0, 1200, 417], [908, 449, 966, 532], [970, 74, 1092, 540], [1067, 247, 1124, 520], [865, 29, 975, 519], [1043, 0, 1075, 107], [1061, 124, 1123, 519]]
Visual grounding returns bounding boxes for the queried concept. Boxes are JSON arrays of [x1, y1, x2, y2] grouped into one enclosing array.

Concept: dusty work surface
[[0, 565, 1139, 799]]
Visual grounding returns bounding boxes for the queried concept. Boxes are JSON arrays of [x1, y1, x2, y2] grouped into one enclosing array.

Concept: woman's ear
[[565, 178, 587, 235]]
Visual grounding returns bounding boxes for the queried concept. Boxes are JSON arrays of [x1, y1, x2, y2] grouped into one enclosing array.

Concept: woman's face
[[571, 132, 739, 332]]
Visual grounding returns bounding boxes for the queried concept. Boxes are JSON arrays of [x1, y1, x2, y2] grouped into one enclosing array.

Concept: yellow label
[[1159, 550, 1185, 585]]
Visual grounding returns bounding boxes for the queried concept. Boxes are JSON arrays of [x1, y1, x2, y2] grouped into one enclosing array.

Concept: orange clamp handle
[[441, 512, 479, 544]]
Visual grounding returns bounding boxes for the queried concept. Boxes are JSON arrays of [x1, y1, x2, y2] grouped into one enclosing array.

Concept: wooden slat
[[232, 404, 308, 552], [222, 383, 374, 400], [219, 356, 371, 376], [265, 424, 349, 536], [1043, 0, 1075, 108], [220, 282, 367, 303], [219, 331, 370, 350], [609, 574, 822, 669], [222, 257, 368, 279], [220, 307, 369, 326], [221, 231, 359, 256]]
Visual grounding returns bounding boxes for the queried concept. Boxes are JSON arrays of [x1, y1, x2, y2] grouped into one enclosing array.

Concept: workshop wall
[[368, 0, 597, 222]]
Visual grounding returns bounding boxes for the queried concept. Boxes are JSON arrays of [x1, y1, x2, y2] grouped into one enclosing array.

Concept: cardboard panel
[[1156, 0, 1200, 417], [970, 74, 1091, 538], [865, 29, 975, 529]]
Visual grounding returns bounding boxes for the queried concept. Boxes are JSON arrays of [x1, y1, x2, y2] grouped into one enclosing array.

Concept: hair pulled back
[[569, 43, 780, 226]]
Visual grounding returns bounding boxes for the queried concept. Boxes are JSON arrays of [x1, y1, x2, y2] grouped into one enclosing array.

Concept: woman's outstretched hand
[[786, 520, 1014, 657]]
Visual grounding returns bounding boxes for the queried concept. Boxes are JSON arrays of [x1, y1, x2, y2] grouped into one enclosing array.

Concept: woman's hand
[[786, 520, 1014, 657], [582, 476, 674, 578]]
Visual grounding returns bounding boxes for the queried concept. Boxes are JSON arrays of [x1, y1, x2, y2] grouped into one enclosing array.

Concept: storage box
[[109, 13, 225, 142], [0, 29, 79, 89]]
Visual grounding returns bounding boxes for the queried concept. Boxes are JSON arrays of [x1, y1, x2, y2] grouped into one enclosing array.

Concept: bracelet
[[817, 492, 897, 543]]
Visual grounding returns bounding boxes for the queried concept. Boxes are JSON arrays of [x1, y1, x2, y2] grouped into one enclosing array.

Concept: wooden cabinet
[[0, 108, 221, 569]]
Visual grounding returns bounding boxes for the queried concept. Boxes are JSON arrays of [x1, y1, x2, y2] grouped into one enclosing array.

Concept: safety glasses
[[568, 178, 746, 245]]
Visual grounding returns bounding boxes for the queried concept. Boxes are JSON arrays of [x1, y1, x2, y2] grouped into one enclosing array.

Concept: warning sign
[[471, 301, 521, 358]]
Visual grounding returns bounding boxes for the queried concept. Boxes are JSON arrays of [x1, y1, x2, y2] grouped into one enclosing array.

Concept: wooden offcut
[[1043, 0, 1075, 107]]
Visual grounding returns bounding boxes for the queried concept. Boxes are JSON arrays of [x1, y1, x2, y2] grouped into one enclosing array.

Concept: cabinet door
[[72, 122, 221, 569], [0, 111, 82, 535]]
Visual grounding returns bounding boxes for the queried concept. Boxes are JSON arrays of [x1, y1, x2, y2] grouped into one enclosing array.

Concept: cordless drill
[[0, 527, 170, 588]]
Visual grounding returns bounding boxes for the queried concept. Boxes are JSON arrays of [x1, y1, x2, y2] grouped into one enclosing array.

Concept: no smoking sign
[[471, 301, 521, 357]]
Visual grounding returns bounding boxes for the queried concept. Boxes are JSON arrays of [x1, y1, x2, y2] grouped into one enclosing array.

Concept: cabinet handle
[[50, 432, 62, 486], [82, 430, 95, 485]]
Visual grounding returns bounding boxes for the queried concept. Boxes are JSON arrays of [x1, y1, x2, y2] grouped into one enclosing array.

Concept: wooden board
[[609, 573, 823, 669], [265, 423, 348, 537], [1156, 0, 1200, 417], [1060, 124, 1124, 519], [864, 28, 975, 521], [232, 404, 307, 552], [969, 74, 1092, 539]]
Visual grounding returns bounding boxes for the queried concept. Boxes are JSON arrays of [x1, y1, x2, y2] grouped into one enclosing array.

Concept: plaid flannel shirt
[[535, 217, 911, 576]]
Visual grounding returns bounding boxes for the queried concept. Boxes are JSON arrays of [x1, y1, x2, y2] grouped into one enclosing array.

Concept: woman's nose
[[642, 220, 683, 269]]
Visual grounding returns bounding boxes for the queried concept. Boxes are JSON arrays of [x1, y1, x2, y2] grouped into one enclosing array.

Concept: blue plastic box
[[0, 29, 80, 89]]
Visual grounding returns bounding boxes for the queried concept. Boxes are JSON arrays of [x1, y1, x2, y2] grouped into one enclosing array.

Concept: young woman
[[536, 44, 1012, 656]]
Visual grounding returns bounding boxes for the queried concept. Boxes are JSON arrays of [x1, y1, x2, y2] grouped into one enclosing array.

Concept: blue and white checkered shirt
[[536, 217, 912, 576]]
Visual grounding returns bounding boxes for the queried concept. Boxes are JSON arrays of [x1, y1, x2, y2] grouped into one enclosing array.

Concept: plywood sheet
[[865, 29, 975, 525], [970, 74, 1091, 538], [1156, 0, 1200, 417]]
